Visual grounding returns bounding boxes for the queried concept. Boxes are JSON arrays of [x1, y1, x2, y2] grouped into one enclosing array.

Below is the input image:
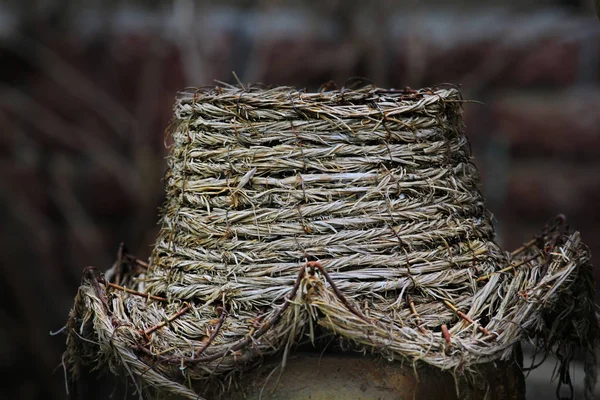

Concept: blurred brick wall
[[0, 1, 598, 399]]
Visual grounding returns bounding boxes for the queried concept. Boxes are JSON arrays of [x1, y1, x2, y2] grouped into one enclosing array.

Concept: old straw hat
[[65, 83, 599, 399]]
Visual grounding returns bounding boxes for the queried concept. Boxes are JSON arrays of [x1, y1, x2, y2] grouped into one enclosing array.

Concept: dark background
[[1, 0, 599, 399]]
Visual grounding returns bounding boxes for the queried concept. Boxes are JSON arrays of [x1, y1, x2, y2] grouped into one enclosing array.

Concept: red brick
[[391, 27, 585, 88], [497, 159, 600, 275], [421, 39, 502, 87], [509, 38, 580, 86], [490, 90, 600, 159], [504, 161, 600, 220], [79, 166, 135, 217], [252, 38, 351, 88]]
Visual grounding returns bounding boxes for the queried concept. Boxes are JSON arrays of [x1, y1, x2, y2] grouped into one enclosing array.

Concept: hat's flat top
[[174, 84, 461, 121]]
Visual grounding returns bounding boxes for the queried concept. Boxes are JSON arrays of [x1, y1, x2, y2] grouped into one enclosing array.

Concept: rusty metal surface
[[211, 352, 525, 400]]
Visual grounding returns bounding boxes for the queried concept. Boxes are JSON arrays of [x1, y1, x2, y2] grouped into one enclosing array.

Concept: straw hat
[[65, 84, 599, 399]]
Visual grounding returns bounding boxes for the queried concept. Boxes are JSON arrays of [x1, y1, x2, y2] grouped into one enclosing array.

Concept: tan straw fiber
[[65, 83, 599, 399]]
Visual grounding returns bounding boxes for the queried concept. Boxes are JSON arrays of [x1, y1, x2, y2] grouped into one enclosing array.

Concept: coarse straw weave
[[65, 83, 599, 399]]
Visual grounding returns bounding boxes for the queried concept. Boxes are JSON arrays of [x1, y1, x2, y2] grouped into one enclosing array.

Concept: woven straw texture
[[65, 84, 598, 399]]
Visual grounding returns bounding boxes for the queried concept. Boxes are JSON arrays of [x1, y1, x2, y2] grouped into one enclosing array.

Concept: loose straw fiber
[[65, 84, 599, 399]]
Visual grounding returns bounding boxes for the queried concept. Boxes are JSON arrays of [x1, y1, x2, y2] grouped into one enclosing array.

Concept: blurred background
[[0, 0, 599, 399]]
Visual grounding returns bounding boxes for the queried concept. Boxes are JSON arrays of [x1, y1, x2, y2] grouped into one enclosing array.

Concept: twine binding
[[65, 84, 599, 399]]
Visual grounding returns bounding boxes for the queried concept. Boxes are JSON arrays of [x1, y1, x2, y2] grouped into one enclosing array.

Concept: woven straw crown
[[66, 84, 598, 399]]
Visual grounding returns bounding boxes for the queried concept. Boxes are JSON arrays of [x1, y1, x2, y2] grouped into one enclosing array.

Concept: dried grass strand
[[65, 84, 599, 399]]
